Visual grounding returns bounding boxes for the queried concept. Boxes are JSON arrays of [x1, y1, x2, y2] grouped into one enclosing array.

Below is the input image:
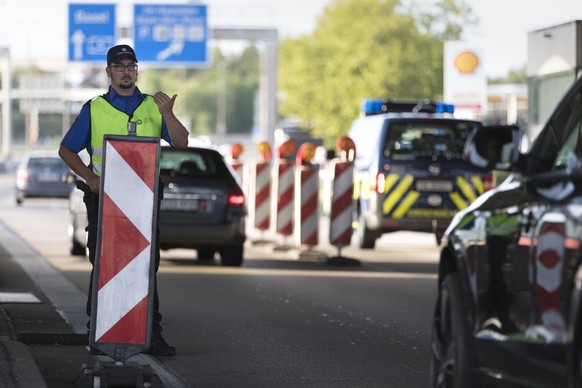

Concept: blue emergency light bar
[[435, 101, 455, 114], [361, 99, 455, 116]]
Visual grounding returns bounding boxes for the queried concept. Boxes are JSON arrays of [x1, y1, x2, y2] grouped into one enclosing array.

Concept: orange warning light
[[296, 142, 316, 166], [336, 136, 356, 162], [257, 141, 272, 161], [231, 143, 244, 160], [277, 139, 296, 160]]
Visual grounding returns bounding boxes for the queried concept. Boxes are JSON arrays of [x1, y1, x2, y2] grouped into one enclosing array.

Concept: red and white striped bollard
[[274, 159, 294, 237], [329, 160, 355, 250], [251, 160, 271, 232], [294, 164, 319, 247]]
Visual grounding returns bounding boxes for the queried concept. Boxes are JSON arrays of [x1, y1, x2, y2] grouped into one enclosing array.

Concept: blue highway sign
[[68, 4, 116, 63], [134, 4, 209, 67]]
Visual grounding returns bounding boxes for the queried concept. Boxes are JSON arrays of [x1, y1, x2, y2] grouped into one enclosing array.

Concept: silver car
[[15, 150, 74, 205]]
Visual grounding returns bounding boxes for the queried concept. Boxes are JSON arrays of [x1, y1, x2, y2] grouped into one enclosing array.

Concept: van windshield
[[383, 120, 476, 160]]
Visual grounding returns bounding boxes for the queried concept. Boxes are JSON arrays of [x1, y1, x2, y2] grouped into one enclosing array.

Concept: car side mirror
[[464, 125, 522, 171]]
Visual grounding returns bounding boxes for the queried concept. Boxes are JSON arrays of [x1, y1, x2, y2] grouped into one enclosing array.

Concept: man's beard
[[119, 82, 134, 90]]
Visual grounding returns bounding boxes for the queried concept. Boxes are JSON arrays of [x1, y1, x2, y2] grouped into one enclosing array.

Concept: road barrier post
[[294, 143, 319, 249], [248, 141, 272, 243], [272, 139, 295, 249], [228, 142, 245, 183], [328, 136, 358, 264]]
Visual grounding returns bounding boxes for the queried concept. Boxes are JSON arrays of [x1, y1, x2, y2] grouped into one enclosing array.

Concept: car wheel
[[430, 273, 476, 388], [356, 214, 376, 249], [219, 245, 243, 267], [15, 195, 23, 205], [197, 249, 215, 260]]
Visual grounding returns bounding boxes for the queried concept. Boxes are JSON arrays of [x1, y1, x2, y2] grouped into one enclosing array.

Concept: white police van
[[349, 99, 492, 248]]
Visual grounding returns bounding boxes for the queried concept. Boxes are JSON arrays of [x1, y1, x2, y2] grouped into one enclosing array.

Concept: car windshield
[[160, 149, 219, 177], [383, 120, 475, 160]]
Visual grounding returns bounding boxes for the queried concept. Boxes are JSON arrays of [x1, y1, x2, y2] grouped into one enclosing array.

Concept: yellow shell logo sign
[[454, 51, 479, 74]]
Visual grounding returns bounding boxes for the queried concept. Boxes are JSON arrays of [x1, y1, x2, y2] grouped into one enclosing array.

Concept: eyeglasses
[[110, 64, 138, 72]]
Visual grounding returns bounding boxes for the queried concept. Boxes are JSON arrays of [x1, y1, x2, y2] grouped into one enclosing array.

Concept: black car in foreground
[[430, 75, 582, 387], [68, 142, 247, 266]]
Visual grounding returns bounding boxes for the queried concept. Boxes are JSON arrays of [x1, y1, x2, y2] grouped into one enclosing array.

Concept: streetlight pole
[[216, 59, 227, 136]]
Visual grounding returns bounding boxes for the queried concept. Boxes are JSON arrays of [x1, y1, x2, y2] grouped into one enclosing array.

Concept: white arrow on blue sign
[[69, 4, 116, 63], [134, 4, 209, 67]]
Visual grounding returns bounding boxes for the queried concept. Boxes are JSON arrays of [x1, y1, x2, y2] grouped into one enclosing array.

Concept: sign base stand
[[75, 361, 163, 388]]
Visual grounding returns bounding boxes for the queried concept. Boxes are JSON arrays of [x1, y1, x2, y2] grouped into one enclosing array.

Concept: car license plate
[[415, 180, 453, 192], [162, 198, 208, 212], [37, 172, 61, 182]]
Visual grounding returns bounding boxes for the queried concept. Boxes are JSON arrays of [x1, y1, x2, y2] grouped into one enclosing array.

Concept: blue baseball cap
[[107, 45, 138, 65]]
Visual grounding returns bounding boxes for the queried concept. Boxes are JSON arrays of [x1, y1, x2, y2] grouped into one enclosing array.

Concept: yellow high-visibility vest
[[89, 96, 162, 176]]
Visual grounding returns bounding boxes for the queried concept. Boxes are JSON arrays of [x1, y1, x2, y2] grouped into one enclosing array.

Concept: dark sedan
[[15, 150, 74, 205], [68, 143, 247, 266], [430, 75, 582, 387]]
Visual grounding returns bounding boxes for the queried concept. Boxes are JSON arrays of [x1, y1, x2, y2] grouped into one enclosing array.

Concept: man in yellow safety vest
[[58, 44, 189, 356]]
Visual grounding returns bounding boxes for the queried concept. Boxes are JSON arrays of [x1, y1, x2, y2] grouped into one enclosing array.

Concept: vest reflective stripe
[[89, 96, 162, 176]]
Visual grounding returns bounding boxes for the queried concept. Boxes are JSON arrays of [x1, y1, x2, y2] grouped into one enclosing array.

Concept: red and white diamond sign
[[91, 136, 159, 359]]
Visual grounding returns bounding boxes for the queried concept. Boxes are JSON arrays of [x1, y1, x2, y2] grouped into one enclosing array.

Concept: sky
[[0, 0, 581, 78]]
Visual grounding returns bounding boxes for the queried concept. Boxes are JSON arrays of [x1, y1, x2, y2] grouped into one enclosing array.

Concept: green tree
[[139, 46, 259, 137], [224, 46, 260, 135], [279, 0, 475, 146], [488, 66, 527, 85]]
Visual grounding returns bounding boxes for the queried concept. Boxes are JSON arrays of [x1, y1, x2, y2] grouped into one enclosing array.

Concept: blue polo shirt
[[60, 86, 172, 155]]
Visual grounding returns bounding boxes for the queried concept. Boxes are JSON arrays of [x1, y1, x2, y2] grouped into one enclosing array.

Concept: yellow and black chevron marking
[[381, 173, 484, 219], [448, 175, 480, 210], [382, 174, 417, 218]]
